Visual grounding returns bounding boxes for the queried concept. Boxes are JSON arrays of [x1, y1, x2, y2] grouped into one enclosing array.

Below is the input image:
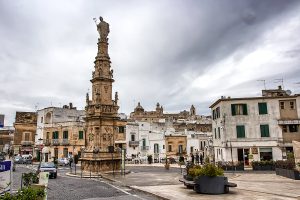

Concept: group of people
[[190, 152, 204, 165]]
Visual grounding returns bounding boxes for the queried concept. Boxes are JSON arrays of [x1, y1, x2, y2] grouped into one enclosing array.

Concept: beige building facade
[[13, 112, 37, 156], [37, 104, 85, 162]]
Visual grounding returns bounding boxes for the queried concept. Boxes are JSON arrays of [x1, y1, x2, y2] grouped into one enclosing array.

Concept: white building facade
[[210, 89, 300, 166]]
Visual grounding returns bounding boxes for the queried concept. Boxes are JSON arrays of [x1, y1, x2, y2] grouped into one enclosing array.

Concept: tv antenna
[[274, 78, 284, 89], [257, 80, 266, 90]]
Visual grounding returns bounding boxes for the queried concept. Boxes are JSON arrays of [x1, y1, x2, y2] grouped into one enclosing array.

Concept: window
[[260, 148, 273, 161], [214, 128, 217, 139], [63, 131, 68, 139], [178, 145, 183, 153], [190, 146, 194, 153], [79, 131, 84, 139], [163, 145, 165, 149], [258, 103, 268, 115], [118, 126, 125, 133], [168, 145, 172, 152], [282, 125, 287, 133], [218, 127, 221, 139], [260, 125, 270, 137], [41, 117, 43, 123], [290, 101, 295, 109], [154, 144, 159, 154], [131, 134, 135, 141], [280, 102, 285, 109], [236, 125, 245, 138], [24, 132, 30, 141], [200, 142, 203, 150], [231, 104, 248, 116], [212, 107, 220, 120], [46, 132, 50, 139], [52, 131, 59, 139], [63, 148, 68, 158], [289, 125, 298, 132], [142, 139, 146, 147]]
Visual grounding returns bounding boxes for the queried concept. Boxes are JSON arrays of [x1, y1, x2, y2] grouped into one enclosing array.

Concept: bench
[[179, 178, 198, 189], [224, 182, 237, 193]]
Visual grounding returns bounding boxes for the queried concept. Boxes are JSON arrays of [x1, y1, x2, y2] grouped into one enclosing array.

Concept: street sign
[[0, 160, 12, 194]]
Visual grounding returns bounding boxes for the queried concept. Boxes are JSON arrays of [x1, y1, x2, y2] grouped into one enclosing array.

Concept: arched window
[[45, 112, 52, 124]]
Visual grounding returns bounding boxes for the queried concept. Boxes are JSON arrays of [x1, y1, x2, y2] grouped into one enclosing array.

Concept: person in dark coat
[[191, 153, 194, 164], [200, 154, 203, 165], [195, 153, 200, 165]]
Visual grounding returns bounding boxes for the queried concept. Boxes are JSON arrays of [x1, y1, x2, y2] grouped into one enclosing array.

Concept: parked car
[[58, 158, 69, 166], [37, 162, 57, 179], [21, 155, 32, 164], [14, 155, 24, 164]]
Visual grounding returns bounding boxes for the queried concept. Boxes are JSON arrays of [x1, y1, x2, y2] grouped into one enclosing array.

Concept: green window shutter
[[214, 128, 217, 139], [260, 125, 269, 137], [212, 110, 215, 120], [79, 131, 83, 139], [63, 131, 68, 139], [218, 127, 221, 139], [258, 103, 268, 115], [237, 125, 245, 138], [242, 104, 248, 115], [52, 132, 55, 139], [231, 104, 236, 116]]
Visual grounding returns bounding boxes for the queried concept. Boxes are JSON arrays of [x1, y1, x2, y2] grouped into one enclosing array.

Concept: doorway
[[244, 149, 250, 165]]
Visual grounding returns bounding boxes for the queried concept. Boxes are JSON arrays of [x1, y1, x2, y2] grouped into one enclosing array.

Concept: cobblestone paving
[[13, 165, 161, 200]]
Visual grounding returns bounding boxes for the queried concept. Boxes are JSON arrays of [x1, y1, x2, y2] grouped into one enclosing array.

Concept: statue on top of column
[[94, 16, 110, 41]]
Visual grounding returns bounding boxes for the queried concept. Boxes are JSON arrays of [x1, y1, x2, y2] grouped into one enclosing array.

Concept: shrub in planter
[[251, 160, 275, 170], [192, 163, 226, 194], [0, 187, 45, 200], [217, 161, 244, 171]]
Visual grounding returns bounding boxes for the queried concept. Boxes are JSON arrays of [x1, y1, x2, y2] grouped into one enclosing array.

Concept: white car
[[57, 158, 69, 166]]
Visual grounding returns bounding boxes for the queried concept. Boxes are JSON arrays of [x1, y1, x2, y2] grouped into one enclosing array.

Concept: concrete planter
[[194, 176, 228, 194], [253, 165, 274, 171], [275, 168, 300, 180]]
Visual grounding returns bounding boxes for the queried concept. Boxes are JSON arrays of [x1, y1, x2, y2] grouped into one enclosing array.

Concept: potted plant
[[192, 163, 227, 194]]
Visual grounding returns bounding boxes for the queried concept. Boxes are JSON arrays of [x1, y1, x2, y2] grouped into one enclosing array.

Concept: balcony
[[141, 146, 149, 151], [44, 139, 51, 146], [129, 141, 139, 147], [52, 139, 60, 146], [61, 139, 69, 145], [278, 119, 300, 125], [21, 141, 34, 146]]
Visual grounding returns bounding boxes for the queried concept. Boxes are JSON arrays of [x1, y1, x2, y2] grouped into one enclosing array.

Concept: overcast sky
[[1, 0, 300, 126]]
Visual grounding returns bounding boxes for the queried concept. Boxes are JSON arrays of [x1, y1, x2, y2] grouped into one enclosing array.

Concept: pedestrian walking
[[195, 153, 200, 165], [191, 153, 194, 164]]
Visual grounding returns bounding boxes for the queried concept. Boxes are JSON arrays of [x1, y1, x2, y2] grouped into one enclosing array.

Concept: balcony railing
[[61, 139, 69, 145], [141, 146, 149, 151], [278, 119, 300, 125], [21, 141, 34, 146], [52, 139, 60, 146], [44, 139, 51, 146], [129, 141, 139, 147]]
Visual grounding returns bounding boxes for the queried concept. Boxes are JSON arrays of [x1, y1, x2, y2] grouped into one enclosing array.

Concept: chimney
[[69, 103, 73, 109], [278, 85, 282, 90]]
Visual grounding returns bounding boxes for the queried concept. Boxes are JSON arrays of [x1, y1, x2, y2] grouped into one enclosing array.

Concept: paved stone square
[[102, 165, 300, 200]]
